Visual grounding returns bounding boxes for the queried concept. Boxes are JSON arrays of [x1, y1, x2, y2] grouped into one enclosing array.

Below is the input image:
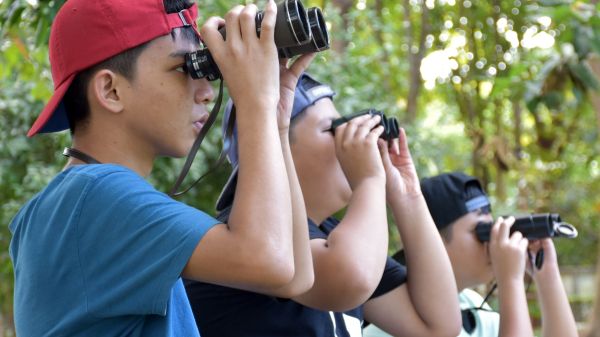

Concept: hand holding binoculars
[[184, 0, 329, 81], [328, 109, 400, 142], [475, 213, 578, 242]]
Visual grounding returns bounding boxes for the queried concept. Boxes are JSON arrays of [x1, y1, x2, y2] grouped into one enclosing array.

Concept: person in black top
[[185, 73, 461, 337]]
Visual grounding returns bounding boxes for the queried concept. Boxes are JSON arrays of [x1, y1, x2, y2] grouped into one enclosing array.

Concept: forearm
[[535, 266, 578, 337], [497, 280, 533, 337], [269, 134, 314, 297], [229, 105, 293, 270], [389, 194, 460, 333], [293, 179, 388, 311], [328, 179, 388, 281]]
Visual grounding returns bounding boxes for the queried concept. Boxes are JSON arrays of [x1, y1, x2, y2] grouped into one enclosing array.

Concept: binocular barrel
[[328, 109, 400, 141], [475, 213, 578, 242], [222, 0, 311, 49], [184, 0, 329, 81], [279, 8, 329, 58]]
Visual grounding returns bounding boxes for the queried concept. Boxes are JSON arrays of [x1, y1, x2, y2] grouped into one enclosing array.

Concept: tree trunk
[[374, 0, 392, 94], [404, 0, 429, 123], [331, 0, 353, 54], [586, 54, 600, 131]]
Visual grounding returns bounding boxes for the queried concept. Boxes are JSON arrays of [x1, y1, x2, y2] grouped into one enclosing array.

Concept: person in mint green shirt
[[365, 172, 577, 337]]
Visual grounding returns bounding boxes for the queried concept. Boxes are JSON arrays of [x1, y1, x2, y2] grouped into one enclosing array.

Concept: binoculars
[[475, 213, 578, 242], [184, 0, 329, 81], [328, 109, 400, 141]]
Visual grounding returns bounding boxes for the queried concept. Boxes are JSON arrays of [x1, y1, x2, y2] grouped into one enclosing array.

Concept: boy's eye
[[175, 65, 186, 73]]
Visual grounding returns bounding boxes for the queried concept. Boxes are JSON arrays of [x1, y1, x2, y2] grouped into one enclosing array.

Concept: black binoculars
[[328, 109, 400, 142], [184, 0, 329, 81], [475, 213, 578, 242]]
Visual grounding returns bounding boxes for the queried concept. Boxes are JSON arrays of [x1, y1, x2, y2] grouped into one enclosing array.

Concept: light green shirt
[[458, 288, 500, 337], [362, 289, 500, 337]]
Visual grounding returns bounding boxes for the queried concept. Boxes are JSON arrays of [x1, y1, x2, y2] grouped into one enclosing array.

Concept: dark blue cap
[[420, 172, 491, 230], [216, 73, 335, 211]]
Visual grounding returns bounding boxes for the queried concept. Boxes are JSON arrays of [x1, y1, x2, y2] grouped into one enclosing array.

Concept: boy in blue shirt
[[9, 0, 314, 335]]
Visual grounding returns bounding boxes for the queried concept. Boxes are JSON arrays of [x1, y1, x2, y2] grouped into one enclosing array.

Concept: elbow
[[350, 272, 380, 303], [252, 244, 296, 289], [449, 309, 463, 336], [286, 268, 315, 297], [326, 272, 377, 312], [437, 316, 462, 337], [272, 271, 315, 299], [422, 310, 462, 337]]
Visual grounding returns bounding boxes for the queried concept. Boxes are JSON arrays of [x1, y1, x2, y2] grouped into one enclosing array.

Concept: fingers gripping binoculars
[[328, 109, 400, 142], [184, 0, 329, 81], [475, 213, 578, 242]]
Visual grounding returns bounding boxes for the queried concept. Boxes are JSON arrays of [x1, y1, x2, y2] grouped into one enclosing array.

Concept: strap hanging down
[[169, 80, 232, 197]]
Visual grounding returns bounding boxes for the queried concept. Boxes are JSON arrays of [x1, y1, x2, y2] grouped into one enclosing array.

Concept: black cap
[[420, 172, 491, 230]]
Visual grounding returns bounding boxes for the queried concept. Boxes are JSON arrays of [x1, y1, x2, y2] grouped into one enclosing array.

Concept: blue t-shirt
[[9, 164, 219, 337], [184, 214, 407, 337]]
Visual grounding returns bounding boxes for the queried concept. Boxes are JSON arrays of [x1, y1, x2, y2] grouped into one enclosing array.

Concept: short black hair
[[63, 44, 149, 134], [164, 0, 200, 44], [440, 181, 491, 243], [63, 0, 199, 134]]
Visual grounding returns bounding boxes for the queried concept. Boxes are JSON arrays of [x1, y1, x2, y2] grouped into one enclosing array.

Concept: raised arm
[[489, 217, 534, 337], [267, 55, 316, 298], [363, 129, 461, 337], [182, 1, 295, 294], [530, 239, 578, 337], [292, 114, 389, 311]]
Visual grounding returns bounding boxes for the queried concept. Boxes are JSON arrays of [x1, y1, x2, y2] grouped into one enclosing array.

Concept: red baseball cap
[[28, 0, 200, 137]]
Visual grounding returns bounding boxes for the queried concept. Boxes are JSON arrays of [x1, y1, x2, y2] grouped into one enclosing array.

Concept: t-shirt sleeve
[[308, 219, 328, 240], [369, 256, 408, 299], [318, 218, 408, 299], [75, 169, 219, 317]]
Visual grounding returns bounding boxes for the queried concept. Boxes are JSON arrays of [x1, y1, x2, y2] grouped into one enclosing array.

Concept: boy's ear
[[89, 69, 125, 114]]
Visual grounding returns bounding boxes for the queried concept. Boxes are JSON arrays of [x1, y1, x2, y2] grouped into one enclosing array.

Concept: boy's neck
[[69, 130, 155, 177]]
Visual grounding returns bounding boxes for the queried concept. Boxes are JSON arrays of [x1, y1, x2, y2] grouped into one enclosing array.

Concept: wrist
[[279, 127, 290, 139], [496, 274, 525, 289], [352, 175, 386, 192], [235, 96, 279, 119], [533, 266, 563, 288]]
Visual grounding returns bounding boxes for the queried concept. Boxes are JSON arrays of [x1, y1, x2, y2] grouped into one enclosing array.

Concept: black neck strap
[[63, 147, 101, 164], [169, 79, 228, 197]]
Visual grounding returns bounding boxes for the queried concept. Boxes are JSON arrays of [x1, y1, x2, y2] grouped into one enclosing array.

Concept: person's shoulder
[[66, 164, 153, 192], [66, 164, 142, 181]]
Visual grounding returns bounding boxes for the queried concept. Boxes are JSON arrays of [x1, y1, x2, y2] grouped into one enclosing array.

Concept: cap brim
[[27, 73, 75, 137], [216, 165, 238, 212]]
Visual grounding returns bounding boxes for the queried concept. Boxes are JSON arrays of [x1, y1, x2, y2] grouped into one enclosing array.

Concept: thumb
[[378, 139, 392, 169]]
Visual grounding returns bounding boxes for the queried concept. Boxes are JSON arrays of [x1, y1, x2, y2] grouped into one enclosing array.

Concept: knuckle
[[261, 16, 276, 29], [245, 3, 258, 11], [225, 6, 243, 19], [240, 8, 255, 21], [200, 25, 211, 37]]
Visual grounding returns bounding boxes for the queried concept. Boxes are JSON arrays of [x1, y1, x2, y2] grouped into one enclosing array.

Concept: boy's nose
[[194, 78, 215, 104]]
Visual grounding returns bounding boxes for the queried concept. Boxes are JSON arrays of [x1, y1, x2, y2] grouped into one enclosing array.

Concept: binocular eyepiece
[[328, 109, 400, 142], [184, 0, 329, 81], [475, 213, 578, 242]]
